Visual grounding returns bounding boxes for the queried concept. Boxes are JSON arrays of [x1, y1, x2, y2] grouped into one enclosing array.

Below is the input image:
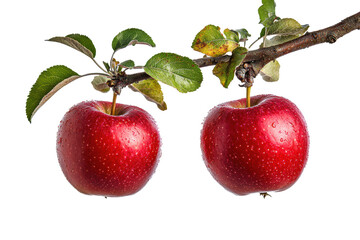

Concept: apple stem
[[111, 91, 117, 115], [246, 86, 251, 108]]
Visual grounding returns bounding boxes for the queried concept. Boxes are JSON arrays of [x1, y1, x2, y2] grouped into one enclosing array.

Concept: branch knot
[[327, 33, 337, 43]]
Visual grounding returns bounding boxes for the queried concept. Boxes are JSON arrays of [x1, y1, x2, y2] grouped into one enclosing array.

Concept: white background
[[1, 0, 360, 239]]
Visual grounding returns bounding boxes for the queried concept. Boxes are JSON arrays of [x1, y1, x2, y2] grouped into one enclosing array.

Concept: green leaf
[[235, 28, 251, 40], [91, 76, 110, 93], [260, 27, 266, 38], [260, 60, 280, 82], [267, 18, 309, 36], [224, 29, 240, 42], [191, 25, 239, 57], [103, 61, 110, 72], [261, 24, 309, 47], [258, 0, 277, 27], [212, 62, 229, 87], [47, 34, 96, 58], [120, 60, 135, 69], [26, 65, 79, 122], [112, 28, 156, 52], [129, 78, 167, 111], [263, 34, 301, 47], [144, 53, 202, 93], [212, 47, 248, 88]]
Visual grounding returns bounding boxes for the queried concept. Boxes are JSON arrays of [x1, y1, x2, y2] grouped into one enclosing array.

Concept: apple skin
[[56, 101, 161, 197], [200, 95, 309, 195]]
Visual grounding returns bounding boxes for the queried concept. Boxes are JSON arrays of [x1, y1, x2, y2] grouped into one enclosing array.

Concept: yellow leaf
[[192, 25, 239, 57]]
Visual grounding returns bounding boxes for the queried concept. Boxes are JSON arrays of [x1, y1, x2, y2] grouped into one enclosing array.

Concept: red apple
[[200, 94, 309, 196], [56, 101, 161, 197]]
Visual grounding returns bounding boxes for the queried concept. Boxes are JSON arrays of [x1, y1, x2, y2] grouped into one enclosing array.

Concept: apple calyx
[[260, 192, 272, 199]]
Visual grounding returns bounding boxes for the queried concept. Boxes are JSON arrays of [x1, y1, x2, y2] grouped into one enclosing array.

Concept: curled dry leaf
[[91, 76, 111, 93], [129, 78, 167, 111], [260, 60, 280, 82]]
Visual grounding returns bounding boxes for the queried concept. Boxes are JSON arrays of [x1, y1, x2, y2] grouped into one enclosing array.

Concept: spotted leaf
[[192, 25, 239, 57]]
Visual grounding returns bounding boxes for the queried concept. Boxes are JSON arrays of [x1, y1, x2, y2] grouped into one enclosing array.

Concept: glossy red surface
[[201, 95, 309, 195], [57, 101, 161, 197]]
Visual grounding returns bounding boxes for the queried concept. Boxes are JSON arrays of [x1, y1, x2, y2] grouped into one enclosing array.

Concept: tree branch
[[126, 11, 360, 85], [244, 11, 360, 75]]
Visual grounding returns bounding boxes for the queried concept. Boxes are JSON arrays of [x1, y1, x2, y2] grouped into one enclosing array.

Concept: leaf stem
[[80, 72, 110, 78], [111, 91, 117, 115], [262, 28, 269, 48], [92, 58, 108, 73], [248, 36, 261, 49], [246, 86, 251, 108]]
